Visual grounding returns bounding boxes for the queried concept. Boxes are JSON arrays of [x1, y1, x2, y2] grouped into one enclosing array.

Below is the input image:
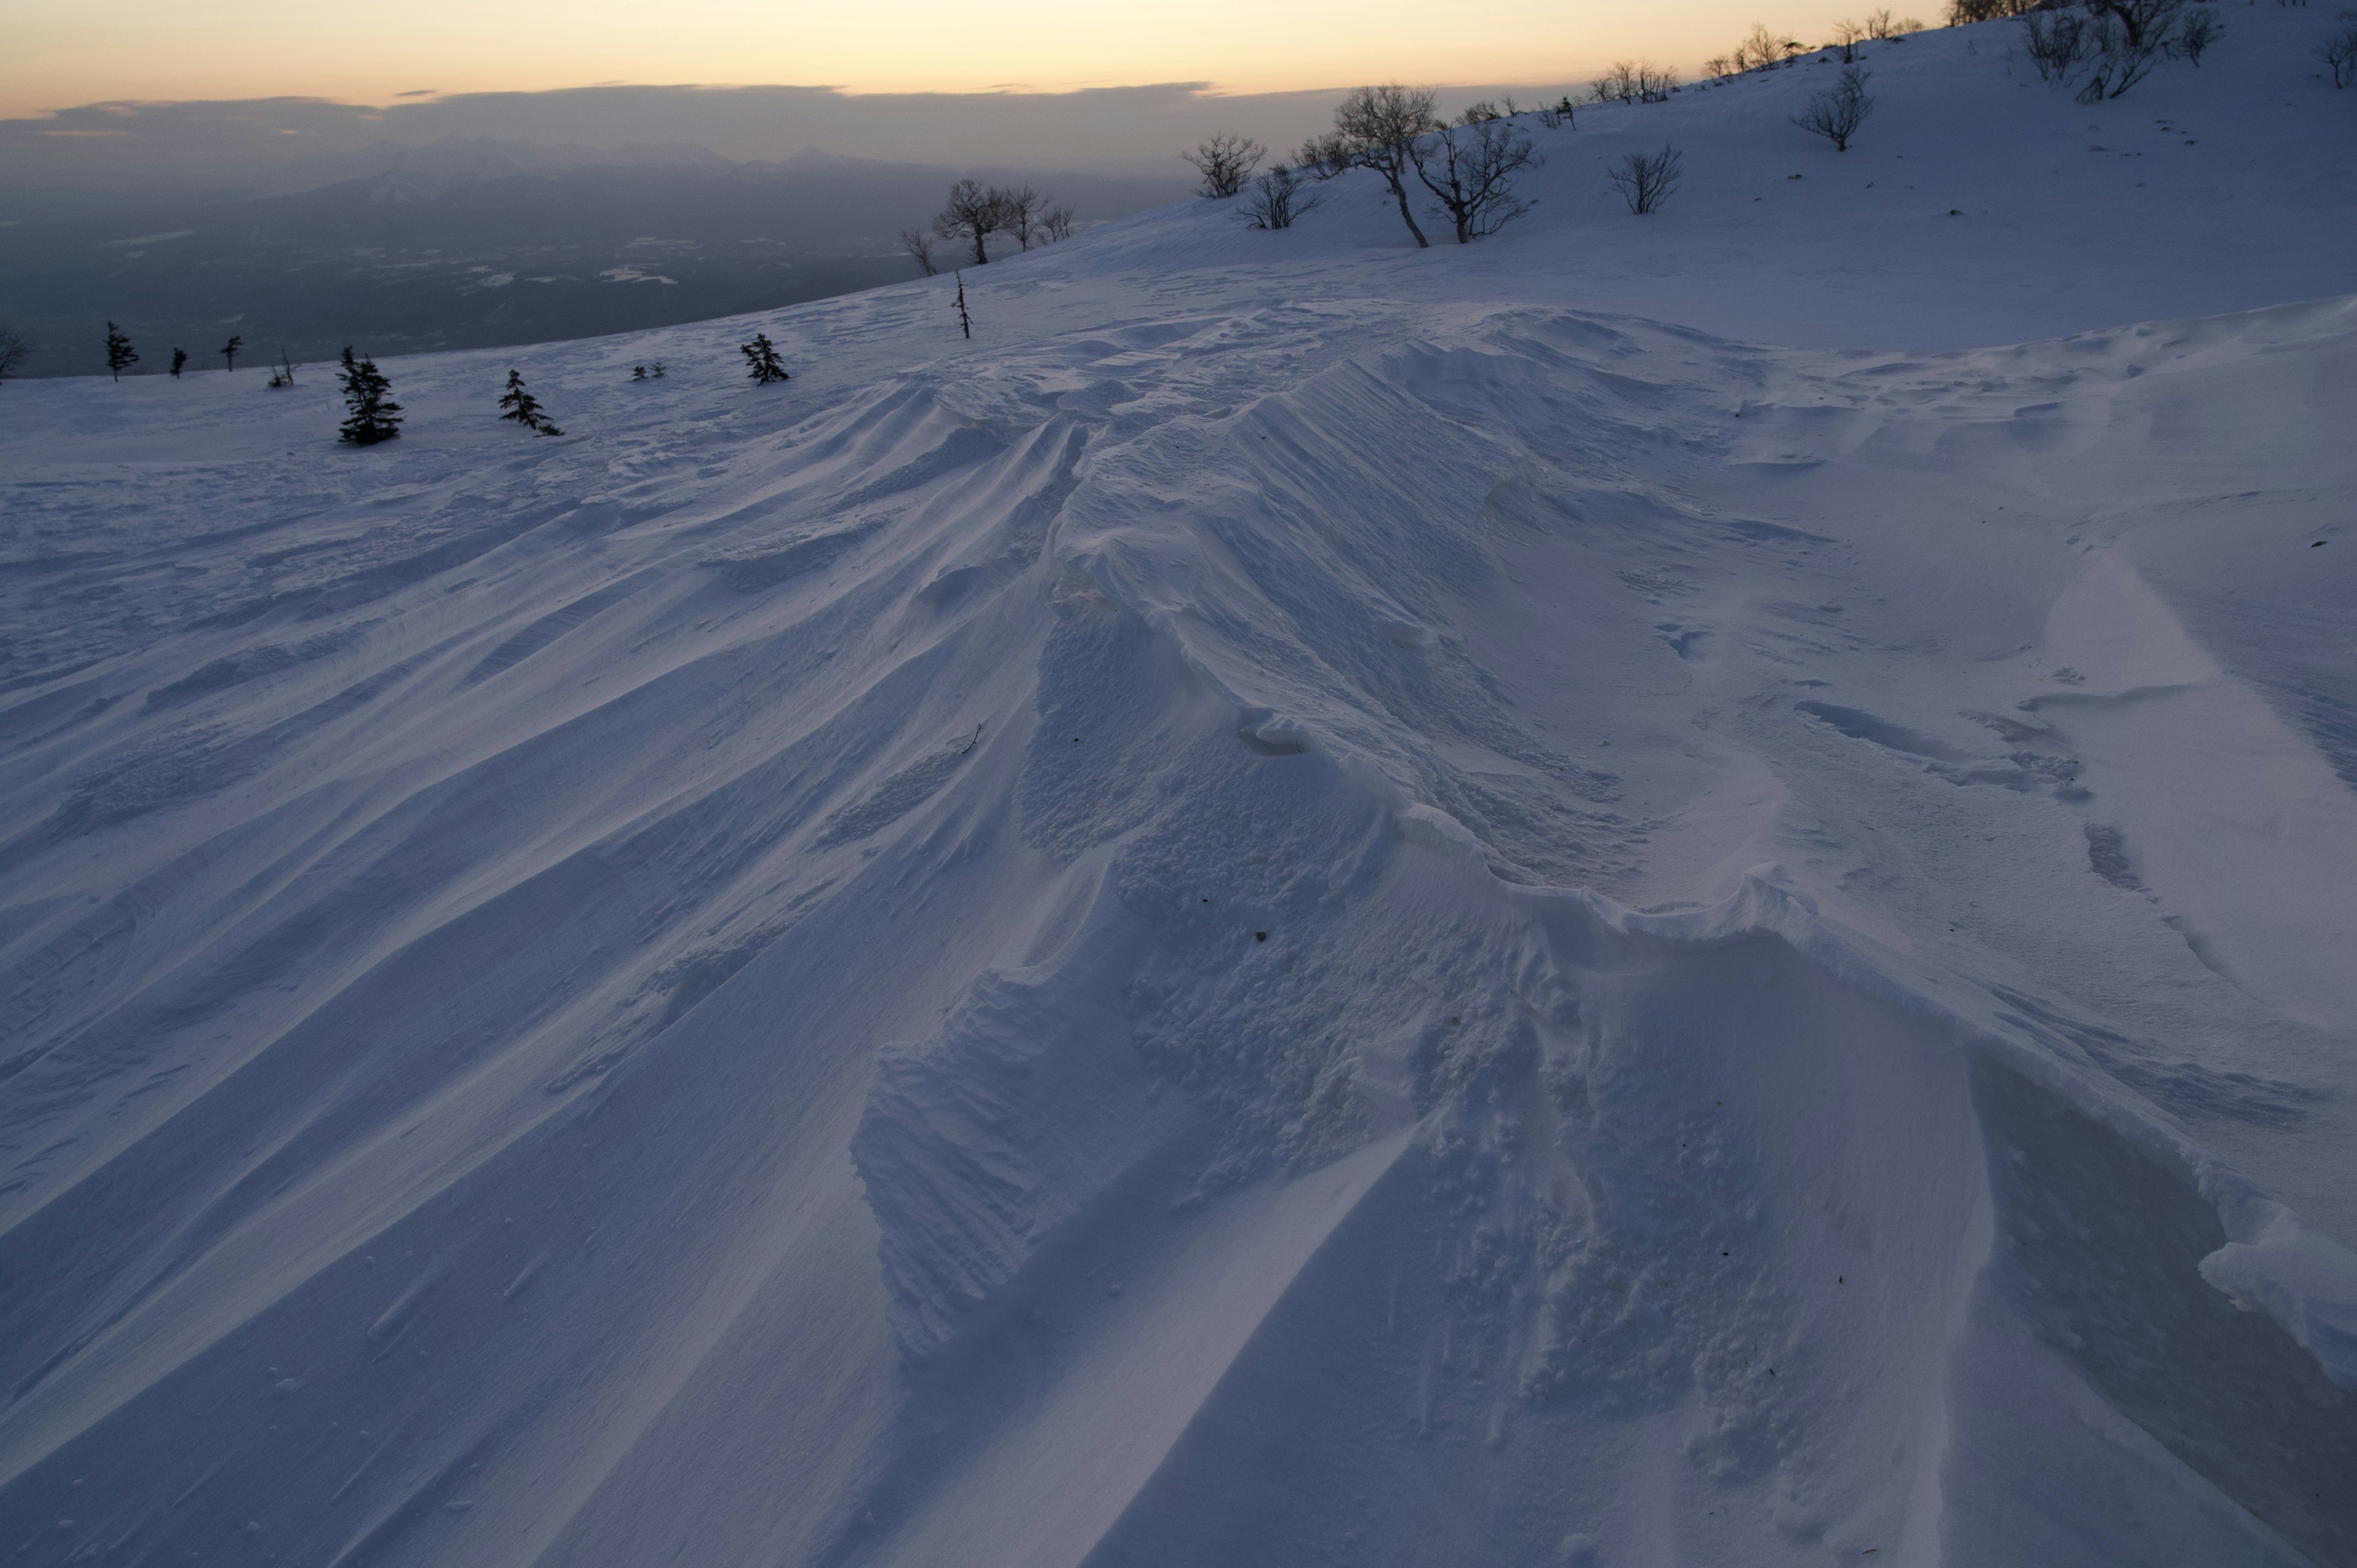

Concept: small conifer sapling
[[170, 348, 189, 378], [632, 365, 647, 381], [740, 333, 789, 385], [105, 322, 138, 382], [336, 346, 403, 446], [497, 368, 563, 436], [221, 335, 243, 371]]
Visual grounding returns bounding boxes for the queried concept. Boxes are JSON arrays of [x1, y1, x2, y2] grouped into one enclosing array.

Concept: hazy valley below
[[0, 144, 1191, 374]]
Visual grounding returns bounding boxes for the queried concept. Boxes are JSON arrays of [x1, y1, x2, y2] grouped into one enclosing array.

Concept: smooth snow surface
[[4, 14, 2356, 1567]]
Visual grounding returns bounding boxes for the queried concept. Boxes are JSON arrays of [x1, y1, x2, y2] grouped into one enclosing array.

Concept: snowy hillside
[[2, 11, 2355, 1567]]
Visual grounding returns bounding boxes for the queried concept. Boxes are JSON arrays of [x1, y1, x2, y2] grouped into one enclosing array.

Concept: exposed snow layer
[[3, 12, 2356, 1567]]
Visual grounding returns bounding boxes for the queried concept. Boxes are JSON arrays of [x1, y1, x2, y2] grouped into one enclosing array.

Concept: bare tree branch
[[1242, 163, 1324, 230], [2173, 6, 2217, 66], [1183, 134, 1266, 198], [2022, 8, 2092, 80], [2324, 18, 2357, 87], [1793, 65, 1875, 151], [996, 185, 1043, 250], [934, 178, 1005, 266], [1326, 83, 1442, 247], [1410, 119, 1541, 242], [1608, 144, 1684, 215], [1590, 62, 1681, 103]]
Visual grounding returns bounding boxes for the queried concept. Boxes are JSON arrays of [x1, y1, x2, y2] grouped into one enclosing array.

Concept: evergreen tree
[[170, 348, 189, 378], [631, 365, 647, 381], [336, 346, 403, 446], [104, 322, 138, 381], [739, 333, 789, 385], [221, 335, 244, 371], [497, 368, 562, 435]]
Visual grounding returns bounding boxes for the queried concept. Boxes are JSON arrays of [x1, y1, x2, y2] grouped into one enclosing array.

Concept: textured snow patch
[[2204, 1206, 2357, 1391]]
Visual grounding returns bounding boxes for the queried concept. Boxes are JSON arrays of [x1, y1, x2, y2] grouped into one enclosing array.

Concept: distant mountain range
[[0, 142, 1192, 375]]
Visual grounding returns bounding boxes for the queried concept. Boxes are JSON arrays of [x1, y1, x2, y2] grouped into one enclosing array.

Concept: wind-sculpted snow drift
[[4, 15, 2357, 1567]]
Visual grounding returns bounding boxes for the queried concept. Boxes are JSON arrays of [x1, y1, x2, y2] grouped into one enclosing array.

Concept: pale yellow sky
[[5, 0, 1882, 117]]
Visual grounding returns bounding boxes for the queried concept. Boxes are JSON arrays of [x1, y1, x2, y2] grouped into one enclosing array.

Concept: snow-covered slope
[[2, 12, 2355, 1567]]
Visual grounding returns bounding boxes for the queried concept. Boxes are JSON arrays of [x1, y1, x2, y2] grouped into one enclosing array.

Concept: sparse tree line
[[900, 180, 1077, 276], [1953, 0, 2355, 101], [1702, 10, 1924, 79], [0, 324, 314, 390], [2012, 0, 2223, 98], [2328, 11, 2357, 88], [1169, 10, 1952, 244], [1172, 52, 1876, 239], [1697, 0, 2334, 112], [6, 317, 819, 448], [1182, 85, 1544, 246], [1719, 0, 2355, 100]]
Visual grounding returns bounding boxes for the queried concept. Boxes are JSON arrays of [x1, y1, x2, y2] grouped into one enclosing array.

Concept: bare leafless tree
[[2172, 6, 2218, 64], [935, 178, 1005, 265], [996, 185, 1045, 249], [2086, 0, 2181, 55], [1608, 144, 1685, 214], [900, 228, 938, 276], [2325, 18, 2357, 87], [1945, 0, 2039, 21], [1831, 18, 1867, 61], [1242, 163, 1325, 229], [1734, 22, 1811, 70], [2081, 0, 2186, 98], [1183, 134, 1266, 198], [1326, 83, 1442, 247], [1040, 204, 1078, 242], [1538, 95, 1579, 128], [1794, 64, 1876, 150], [0, 325, 29, 384], [2022, 9, 2092, 81], [1410, 118, 1541, 242], [1863, 6, 1911, 38], [1591, 61, 1681, 102], [1295, 131, 1357, 181]]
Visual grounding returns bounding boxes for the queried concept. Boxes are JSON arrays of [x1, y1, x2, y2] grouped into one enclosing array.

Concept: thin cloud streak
[[0, 80, 1562, 193], [5, 0, 1868, 118]]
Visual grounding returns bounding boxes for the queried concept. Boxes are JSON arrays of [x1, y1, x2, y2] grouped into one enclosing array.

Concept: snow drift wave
[[4, 14, 2357, 1566]]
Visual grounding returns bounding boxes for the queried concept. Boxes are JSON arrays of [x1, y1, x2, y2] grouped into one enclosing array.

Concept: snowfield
[[2, 12, 2356, 1567]]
